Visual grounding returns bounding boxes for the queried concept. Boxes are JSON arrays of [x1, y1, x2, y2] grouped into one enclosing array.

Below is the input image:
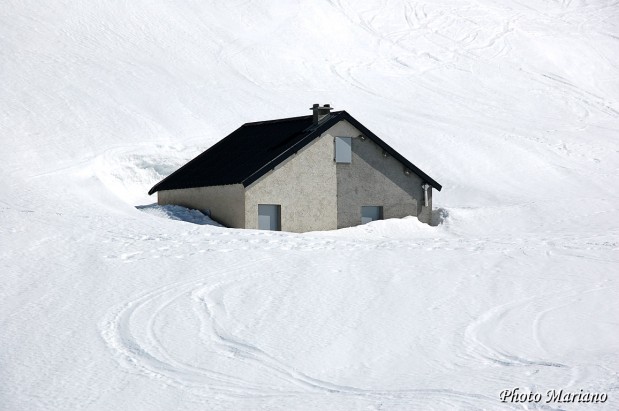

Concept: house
[[148, 104, 442, 232]]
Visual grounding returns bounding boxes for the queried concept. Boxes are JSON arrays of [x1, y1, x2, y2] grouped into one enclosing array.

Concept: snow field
[[1, 0, 619, 410]]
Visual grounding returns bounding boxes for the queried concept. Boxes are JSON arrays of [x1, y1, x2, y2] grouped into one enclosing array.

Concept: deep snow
[[1, 0, 618, 410]]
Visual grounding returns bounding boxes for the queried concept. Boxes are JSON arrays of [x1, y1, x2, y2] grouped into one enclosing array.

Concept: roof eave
[[148, 123, 249, 195], [338, 112, 442, 191]]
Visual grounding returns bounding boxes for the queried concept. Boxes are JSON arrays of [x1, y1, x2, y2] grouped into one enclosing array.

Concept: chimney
[[310, 103, 333, 124]]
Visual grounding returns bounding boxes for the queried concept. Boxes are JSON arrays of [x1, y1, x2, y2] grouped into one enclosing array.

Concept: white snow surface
[[2, 1, 619, 409], [137, 204, 224, 227]]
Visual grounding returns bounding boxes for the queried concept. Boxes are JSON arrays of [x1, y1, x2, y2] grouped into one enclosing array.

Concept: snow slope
[[1, 0, 618, 409]]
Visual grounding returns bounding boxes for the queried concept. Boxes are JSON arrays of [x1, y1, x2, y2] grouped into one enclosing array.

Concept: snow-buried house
[[148, 104, 441, 232]]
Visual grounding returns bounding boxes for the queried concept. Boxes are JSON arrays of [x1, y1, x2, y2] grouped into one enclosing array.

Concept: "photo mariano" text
[[500, 387, 608, 404]]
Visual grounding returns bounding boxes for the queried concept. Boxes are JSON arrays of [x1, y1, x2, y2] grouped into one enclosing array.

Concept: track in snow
[[99, 252, 520, 409]]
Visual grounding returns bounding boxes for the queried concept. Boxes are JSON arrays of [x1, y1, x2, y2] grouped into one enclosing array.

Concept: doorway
[[258, 204, 281, 230], [361, 206, 383, 224]]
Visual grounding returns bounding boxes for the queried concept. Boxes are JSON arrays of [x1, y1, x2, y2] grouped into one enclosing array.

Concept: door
[[258, 204, 281, 231], [361, 206, 383, 224]]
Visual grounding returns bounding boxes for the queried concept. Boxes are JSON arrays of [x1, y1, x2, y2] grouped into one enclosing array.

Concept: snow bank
[[137, 204, 223, 226]]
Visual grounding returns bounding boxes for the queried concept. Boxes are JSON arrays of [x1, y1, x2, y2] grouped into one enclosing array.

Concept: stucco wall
[[245, 133, 337, 232], [419, 188, 432, 224], [331, 120, 431, 227], [157, 184, 245, 228]]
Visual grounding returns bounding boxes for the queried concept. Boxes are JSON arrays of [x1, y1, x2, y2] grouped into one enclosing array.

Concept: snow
[[1, 0, 618, 409], [137, 204, 223, 226]]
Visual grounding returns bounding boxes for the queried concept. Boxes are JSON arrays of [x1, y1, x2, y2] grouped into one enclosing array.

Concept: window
[[361, 206, 383, 224], [335, 137, 352, 163], [258, 204, 281, 231]]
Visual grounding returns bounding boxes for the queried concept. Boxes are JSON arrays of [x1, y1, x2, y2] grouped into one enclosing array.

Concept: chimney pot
[[310, 103, 334, 124]]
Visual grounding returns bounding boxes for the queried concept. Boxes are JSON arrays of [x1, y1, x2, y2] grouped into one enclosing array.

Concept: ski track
[[463, 288, 576, 368], [323, 0, 618, 126], [100, 253, 522, 408], [99, 222, 617, 405], [462, 283, 619, 399]]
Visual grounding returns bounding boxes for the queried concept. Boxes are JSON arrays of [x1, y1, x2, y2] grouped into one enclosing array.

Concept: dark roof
[[148, 111, 441, 195]]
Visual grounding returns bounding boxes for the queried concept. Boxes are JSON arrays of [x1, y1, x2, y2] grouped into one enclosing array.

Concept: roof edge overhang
[[338, 112, 442, 191], [150, 182, 244, 194]]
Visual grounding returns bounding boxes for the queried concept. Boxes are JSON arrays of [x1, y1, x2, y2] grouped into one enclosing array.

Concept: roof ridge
[[242, 111, 345, 127], [242, 114, 311, 126]]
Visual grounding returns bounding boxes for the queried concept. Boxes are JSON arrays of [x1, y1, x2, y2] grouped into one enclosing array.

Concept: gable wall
[[157, 184, 245, 228], [245, 132, 337, 232], [332, 120, 431, 227]]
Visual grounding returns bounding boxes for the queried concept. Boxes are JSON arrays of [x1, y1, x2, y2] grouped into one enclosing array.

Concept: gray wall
[[329, 120, 431, 227], [418, 188, 432, 224], [245, 133, 337, 232], [158, 184, 245, 228]]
